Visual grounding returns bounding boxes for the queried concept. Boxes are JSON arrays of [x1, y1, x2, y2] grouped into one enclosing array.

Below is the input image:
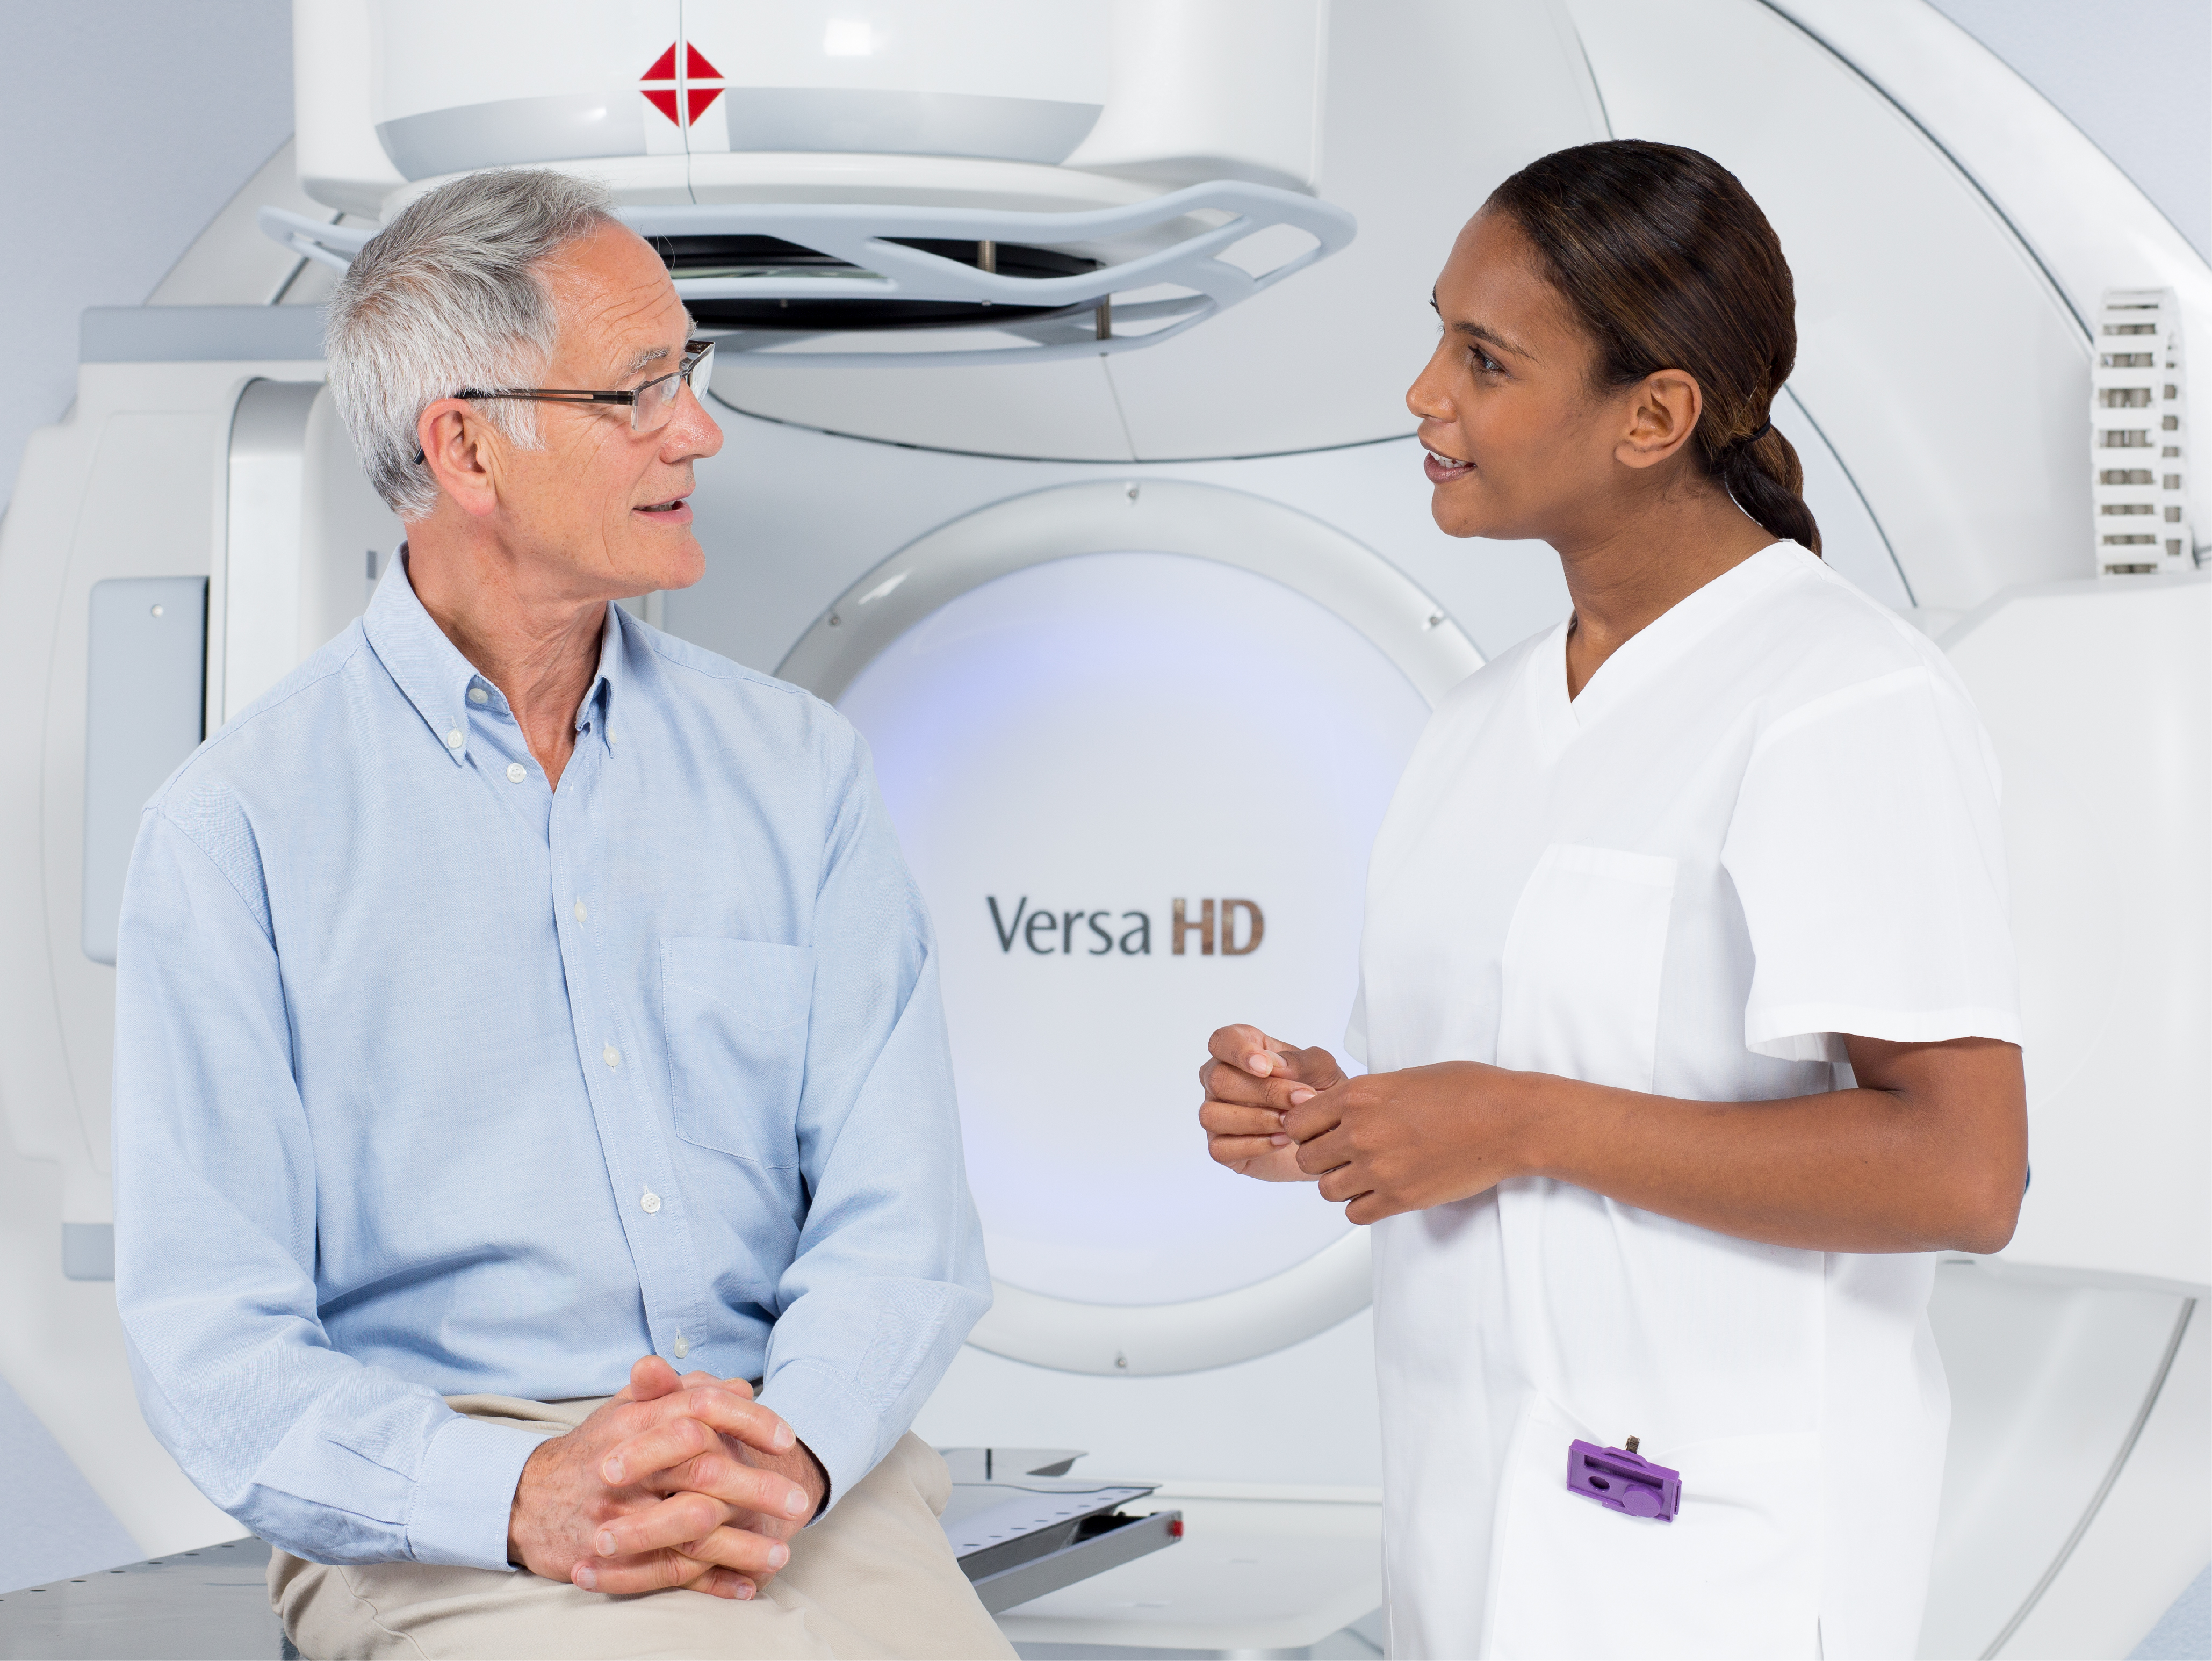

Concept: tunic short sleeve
[[1723, 663, 2022, 1062]]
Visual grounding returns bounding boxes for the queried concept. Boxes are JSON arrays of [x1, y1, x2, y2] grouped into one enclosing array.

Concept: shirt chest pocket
[[1496, 842, 1677, 1093], [659, 936, 815, 1169]]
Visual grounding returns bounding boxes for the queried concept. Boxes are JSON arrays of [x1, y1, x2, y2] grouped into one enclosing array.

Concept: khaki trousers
[[269, 1395, 1014, 1660]]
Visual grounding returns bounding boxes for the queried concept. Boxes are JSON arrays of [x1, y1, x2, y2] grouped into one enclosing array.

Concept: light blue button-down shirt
[[111, 554, 990, 1571]]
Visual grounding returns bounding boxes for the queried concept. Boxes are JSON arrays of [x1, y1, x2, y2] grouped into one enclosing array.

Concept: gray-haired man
[[111, 169, 1011, 1658]]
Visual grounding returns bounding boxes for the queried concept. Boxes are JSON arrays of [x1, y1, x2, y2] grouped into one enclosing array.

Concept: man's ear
[[417, 400, 505, 519], [1615, 369, 1704, 472]]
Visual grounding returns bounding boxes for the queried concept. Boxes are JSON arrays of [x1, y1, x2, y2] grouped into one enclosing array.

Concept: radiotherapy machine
[[1, 2, 2206, 1655]]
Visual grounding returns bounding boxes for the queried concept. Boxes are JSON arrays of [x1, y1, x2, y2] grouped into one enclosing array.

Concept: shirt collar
[[361, 544, 629, 764], [1562, 540, 1802, 730], [582, 602, 629, 752]]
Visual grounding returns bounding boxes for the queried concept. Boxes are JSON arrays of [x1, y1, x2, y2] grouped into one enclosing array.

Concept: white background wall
[[0, 1, 291, 517], [1929, 0, 2210, 263]]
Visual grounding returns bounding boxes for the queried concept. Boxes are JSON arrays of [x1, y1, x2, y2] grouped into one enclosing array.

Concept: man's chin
[[624, 540, 707, 595]]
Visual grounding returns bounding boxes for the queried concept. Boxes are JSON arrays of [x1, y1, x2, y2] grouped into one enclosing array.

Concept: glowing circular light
[[839, 550, 1431, 1305]]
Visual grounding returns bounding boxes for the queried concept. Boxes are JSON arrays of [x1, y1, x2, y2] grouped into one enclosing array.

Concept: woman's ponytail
[[1489, 141, 1824, 556], [1716, 425, 1823, 555]]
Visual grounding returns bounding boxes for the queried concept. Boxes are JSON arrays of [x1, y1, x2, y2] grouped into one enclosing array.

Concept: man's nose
[[665, 380, 724, 460]]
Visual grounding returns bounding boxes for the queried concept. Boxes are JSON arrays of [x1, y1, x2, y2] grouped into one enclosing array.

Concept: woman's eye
[[1471, 348, 1502, 375]]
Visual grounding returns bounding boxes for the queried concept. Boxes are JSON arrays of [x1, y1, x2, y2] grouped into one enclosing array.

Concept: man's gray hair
[[326, 169, 619, 520]]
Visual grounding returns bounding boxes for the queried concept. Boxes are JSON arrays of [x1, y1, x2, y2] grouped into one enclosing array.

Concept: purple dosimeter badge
[[1567, 1437, 1680, 1521]]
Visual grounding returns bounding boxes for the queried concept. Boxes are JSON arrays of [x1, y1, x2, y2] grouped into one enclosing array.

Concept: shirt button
[[603, 1045, 621, 1068], [468, 687, 489, 706], [672, 1332, 689, 1361], [573, 900, 588, 923], [444, 730, 463, 750], [506, 762, 527, 783], [640, 1190, 661, 1215]]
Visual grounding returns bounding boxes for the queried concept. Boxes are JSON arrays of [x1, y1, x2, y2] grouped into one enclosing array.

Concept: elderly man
[[110, 169, 1008, 1659]]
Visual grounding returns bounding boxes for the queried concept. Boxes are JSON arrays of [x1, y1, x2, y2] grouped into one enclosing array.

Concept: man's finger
[[645, 1448, 812, 1521], [679, 1373, 756, 1400], [574, 1544, 711, 1597], [688, 1569, 758, 1601], [675, 1522, 795, 1580], [608, 1353, 685, 1408], [592, 1491, 729, 1559], [666, 1386, 796, 1458], [599, 1411, 718, 1486], [577, 1520, 791, 1593]]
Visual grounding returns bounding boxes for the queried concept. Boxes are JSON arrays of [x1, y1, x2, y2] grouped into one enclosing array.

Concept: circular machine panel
[[780, 480, 1479, 1373]]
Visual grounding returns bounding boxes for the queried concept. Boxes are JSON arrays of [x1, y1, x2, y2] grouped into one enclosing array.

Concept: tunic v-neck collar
[[1536, 541, 1803, 747]]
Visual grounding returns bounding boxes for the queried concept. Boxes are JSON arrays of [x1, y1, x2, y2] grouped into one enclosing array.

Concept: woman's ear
[[1615, 369, 1704, 471]]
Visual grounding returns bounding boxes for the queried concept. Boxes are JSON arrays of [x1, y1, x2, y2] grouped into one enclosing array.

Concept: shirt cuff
[[404, 1414, 547, 1570], [758, 1360, 885, 1522]]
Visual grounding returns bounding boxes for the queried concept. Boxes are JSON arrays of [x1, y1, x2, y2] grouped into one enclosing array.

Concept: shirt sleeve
[[1343, 983, 1370, 1070], [755, 729, 992, 1515], [112, 806, 542, 1570], [1721, 666, 2022, 1064]]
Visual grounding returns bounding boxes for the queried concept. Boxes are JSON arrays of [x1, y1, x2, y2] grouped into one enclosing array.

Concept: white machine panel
[[80, 579, 206, 969], [224, 380, 401, 721], [1949, 575, 2212, 1294], [1063, 0, 1327, 192], [370, 0, 1108, 178]]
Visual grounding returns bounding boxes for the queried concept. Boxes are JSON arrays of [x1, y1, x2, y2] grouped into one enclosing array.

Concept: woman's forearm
[[1512, 1036, 2027, 1254]]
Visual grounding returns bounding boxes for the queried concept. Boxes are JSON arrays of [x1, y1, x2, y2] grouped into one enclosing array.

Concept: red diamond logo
[[642, 40, 727, 129]]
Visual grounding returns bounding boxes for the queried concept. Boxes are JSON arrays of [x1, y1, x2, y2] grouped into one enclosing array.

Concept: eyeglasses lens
[[632, 345, 714, 435]]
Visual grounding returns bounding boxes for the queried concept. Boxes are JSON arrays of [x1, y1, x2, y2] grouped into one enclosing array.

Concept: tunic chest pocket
[[1496, 843, 1677, 1093], [660, 936, 815, 1169]]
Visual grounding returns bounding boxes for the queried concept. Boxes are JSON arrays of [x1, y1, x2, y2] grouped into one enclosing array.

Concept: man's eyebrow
[[615, 316, 695, 381], [1430, 293, 1536, 363]]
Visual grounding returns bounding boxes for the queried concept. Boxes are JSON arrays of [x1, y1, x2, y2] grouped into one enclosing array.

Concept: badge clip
[[1567, 1435, 1680, 1521]]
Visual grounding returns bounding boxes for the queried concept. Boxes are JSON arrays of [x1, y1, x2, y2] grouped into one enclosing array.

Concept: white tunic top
[[1353, 544, 2019, 1660]]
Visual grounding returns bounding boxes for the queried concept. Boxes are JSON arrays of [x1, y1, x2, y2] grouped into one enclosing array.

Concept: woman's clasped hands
[[1199, 1023, 1540, 1224]]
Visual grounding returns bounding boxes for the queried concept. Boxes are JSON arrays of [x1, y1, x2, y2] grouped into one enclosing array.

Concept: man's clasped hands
[[507, 1356, 828, 1601]]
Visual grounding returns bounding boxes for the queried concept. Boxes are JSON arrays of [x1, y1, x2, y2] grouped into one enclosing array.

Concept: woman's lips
[[1423, 446, 1474, 484]]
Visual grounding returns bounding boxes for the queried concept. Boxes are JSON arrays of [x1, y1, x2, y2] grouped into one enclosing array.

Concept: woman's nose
[[1406, 347, 1453, 423]]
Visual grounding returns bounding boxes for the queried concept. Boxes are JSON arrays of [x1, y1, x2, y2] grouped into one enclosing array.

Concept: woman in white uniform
[[1199, 141, 2025, 1660]]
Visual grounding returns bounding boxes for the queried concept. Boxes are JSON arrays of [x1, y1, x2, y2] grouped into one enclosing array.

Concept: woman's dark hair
[[1486, 140, 1821, 554]]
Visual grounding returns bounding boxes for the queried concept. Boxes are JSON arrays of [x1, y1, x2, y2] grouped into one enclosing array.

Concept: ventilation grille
[[2093, 288, 2193, 577]]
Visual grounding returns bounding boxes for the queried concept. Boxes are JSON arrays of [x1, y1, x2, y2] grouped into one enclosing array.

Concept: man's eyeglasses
[[413, 340, 715, 464]]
